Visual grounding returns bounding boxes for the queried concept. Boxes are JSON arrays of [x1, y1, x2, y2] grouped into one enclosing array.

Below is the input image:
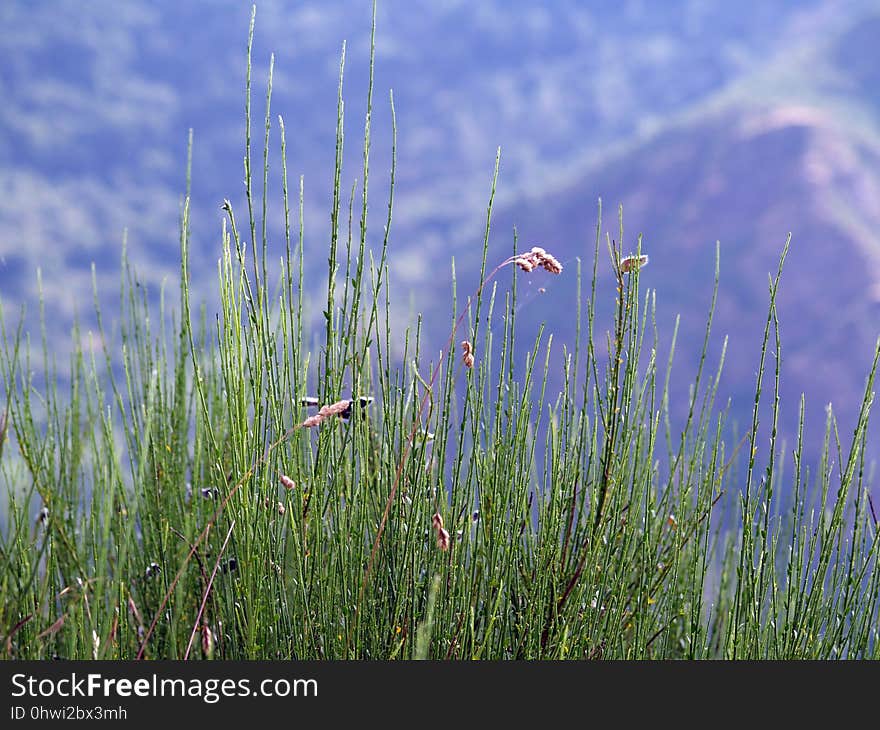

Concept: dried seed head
[[277, 502, 286, 516], [299, 399, 353, 428], [201, 624, 216, 659], [514, 256, 535, 273], [338, 396, 373, 421], [543, 257, 562, 274], [321, 399, 353, 418], [533, 246, 563, 274], [300, 413, 323, 428], [461, 340, 475, 369], [280, 474, 296, 490], [432, 512, 451, 551], [620, 254, 649, 273], [513, 246, 563, 275]]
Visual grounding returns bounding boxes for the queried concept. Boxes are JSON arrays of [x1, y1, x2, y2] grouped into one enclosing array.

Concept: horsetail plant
[[0, 4, 878, 661]]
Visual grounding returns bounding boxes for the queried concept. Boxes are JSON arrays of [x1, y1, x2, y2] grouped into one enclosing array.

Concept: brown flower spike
[[299, 399, 352, 428], [619, 254, 649, 273], [201, 624, 215, 659], [513, 246, 563, 275], [279, 474, 296, 490], [461, 340, 475, 369], [432, 512, 450, 552]]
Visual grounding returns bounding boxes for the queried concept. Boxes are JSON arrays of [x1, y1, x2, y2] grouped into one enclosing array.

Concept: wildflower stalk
[[593, 236, 629, 533]]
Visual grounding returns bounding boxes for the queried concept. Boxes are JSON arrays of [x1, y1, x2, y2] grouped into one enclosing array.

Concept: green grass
[[1, 5, 879, 660]]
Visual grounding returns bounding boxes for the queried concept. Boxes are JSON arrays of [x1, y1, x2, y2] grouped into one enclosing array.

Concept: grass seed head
[[514, 256, 535, 273], [280, 474, 296, 490], [432, 512, 450, 551], [619, 254, 649, 273], [299, 399, 353, 428], [461, 340, 475, 368], [201, 624, 215, 659], [513, 246, 563, 274]]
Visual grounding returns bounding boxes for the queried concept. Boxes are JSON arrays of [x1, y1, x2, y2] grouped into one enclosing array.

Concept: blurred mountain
[[1, 0, 879, 464], [487, 4, 880, 457], [492, 103, 880, 457]]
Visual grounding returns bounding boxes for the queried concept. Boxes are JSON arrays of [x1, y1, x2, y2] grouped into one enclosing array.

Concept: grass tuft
[[0, 5, 878, 660]]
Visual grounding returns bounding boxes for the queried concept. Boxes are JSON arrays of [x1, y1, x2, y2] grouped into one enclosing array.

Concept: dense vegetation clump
[[1, 6, 878, 660]]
